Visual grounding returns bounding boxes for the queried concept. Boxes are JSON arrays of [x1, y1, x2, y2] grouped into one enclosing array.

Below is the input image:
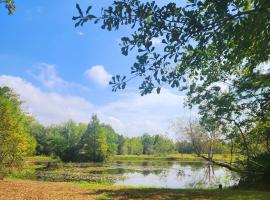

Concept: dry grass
[[0, 180, 96, 200]]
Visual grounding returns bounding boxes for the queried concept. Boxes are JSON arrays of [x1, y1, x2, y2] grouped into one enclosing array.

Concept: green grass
[[24, 154, 237, 163], [8, 155, 57, 179], [25, 155, 59, 162], [73, 182, 269, 200], [97, 188, 270, 200], [8, 163, 44, 179], [62, 181, 270, 200], [95, 192, 111, 200], [114, 153, 239, 162]]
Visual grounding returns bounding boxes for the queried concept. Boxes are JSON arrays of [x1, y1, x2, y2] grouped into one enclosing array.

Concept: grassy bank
[[8, 156, 58, 179], [1, 179, 270, 200], [76, 181, 270, 200], [114, 153, 238, 162], [22, 154, 237, 163]]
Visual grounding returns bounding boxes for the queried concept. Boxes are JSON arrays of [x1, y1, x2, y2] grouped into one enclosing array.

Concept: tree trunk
[[198, 154, 240, 172]]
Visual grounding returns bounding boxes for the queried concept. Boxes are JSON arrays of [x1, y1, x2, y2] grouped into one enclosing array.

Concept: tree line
[[2, 86, 226, 177], [27, 115, 185, 162]]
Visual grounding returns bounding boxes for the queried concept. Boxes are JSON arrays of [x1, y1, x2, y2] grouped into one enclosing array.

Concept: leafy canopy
[[80, 115, 109, 162], [0, 0, 15, 14], [73, 0, 269, 95]]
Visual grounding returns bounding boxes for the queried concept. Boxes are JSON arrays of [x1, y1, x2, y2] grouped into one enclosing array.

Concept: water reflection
[[36, 161, 239, 189], [114, 162, 239, 188]]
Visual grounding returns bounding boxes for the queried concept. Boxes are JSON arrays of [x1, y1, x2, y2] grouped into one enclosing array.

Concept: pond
[[35, 160, 239, 189]]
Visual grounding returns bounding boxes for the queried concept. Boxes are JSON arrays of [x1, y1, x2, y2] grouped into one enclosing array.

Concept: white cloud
[[30, 63, 65, 89], [28, 63, 89, 92], [208, 82, 229, 93], [0, 75, 94, 125], [151, 37, 162, 46], [0, 75, 191, 137], [98, 89, 187, 137], [255, 61, 270, 74], [102, 90, 189, 137], [85, 65, 112, 87]]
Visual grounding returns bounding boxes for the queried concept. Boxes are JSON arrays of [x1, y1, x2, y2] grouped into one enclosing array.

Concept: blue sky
[[0, 0, 194, 137]]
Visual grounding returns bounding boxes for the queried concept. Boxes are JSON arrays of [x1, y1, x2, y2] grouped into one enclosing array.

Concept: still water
[[114, 161, 238, 188], [36, 161, 239, 189]]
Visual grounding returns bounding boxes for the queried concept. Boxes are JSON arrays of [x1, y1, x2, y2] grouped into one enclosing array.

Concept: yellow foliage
[[0, 87, 36, 176]]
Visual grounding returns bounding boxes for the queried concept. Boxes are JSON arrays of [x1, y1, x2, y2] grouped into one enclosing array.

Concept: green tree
[[153, 134, 174, 155], [131, 137, 143, 155], [141, 133, 154, 154], [25, 117, 51, 156], [0, 87, 36, 178], [42, 125, 63, 156], [74, 0, 269, 94], [101, 124, 119, 156], [117, 134, 125, 155], [123, 137, 143, 155], [50, 121, 86, 162], [175, 140, 193, 154], [80, 115, 109, 162], [27, 118, 87, 161]]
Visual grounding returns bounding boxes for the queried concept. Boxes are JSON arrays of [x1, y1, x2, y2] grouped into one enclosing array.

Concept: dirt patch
[[0, 180, 96, 200]]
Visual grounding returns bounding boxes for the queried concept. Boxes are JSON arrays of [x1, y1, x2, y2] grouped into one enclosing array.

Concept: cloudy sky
[[0, 0, 194, 137]]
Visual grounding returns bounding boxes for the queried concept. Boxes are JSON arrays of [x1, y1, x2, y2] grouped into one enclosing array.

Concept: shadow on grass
[[82, 187, 270, 200]]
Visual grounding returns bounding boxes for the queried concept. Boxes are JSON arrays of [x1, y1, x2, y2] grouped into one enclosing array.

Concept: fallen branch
[[198, 154, 240, 172]]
